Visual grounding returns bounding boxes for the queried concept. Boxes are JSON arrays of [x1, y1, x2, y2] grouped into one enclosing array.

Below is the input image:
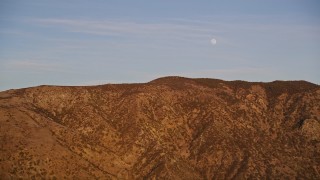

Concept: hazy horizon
[[1, 0, 320, 91]]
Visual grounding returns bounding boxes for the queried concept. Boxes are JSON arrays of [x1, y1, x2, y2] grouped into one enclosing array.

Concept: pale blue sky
[[1, 0, 319, 91]]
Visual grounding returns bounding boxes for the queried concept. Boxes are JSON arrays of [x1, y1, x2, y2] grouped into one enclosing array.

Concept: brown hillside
[[0, 76, 319, 179]]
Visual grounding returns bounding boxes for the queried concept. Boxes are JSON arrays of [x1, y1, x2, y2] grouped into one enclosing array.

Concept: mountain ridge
[[2, 76, 318, 93], [0, 76, 319, 179]]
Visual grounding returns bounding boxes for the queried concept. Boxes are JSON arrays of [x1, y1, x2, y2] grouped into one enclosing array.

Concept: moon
[[210, 38, 217, 45]]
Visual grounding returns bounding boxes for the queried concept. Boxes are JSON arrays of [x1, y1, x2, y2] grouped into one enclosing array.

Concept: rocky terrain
[[0, 76, 319, 179]]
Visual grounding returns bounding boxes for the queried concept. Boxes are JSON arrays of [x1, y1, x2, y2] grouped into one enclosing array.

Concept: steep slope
[[0, 76, 319, 179]]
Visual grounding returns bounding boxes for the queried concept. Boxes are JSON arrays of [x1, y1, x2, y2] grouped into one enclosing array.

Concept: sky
[[1, 0, 320, 91]]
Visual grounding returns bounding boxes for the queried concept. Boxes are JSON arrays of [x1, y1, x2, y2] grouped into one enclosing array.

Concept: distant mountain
[[0, 76, 319, 179]]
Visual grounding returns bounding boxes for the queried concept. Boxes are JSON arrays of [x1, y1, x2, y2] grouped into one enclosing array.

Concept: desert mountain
[[0, 76, 319, 179]]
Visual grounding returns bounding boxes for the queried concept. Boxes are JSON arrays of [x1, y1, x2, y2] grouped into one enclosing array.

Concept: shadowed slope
[[0, 76, 319, 179]]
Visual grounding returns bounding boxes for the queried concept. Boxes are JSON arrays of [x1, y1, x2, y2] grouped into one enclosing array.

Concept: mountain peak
[[148, 76, 193, 83]]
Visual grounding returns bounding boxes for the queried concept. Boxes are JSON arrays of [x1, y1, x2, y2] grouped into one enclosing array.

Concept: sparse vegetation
[[0, 77, 319, 179]]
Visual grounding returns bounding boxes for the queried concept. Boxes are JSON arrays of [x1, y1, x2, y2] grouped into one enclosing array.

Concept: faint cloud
[[6, 60, 63, 72], [0, 29, 33, 36], [28, 18, 217, 42]]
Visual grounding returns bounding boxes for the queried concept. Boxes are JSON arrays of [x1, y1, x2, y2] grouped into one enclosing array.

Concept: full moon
[[210, 38, 217, 45]]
